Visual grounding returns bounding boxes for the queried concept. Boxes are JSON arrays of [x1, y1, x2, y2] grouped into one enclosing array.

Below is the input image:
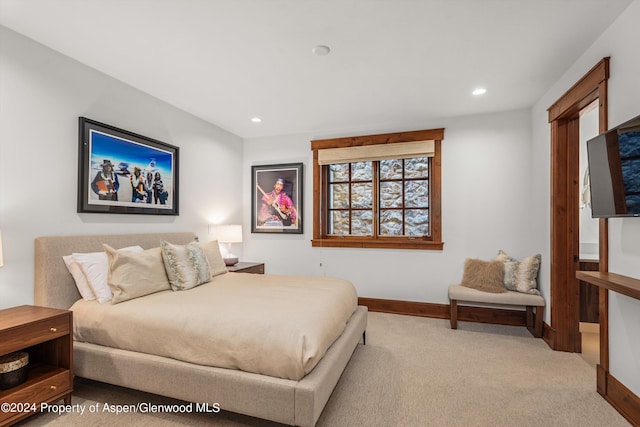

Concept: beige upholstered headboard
[[34, 232, 197, 310]]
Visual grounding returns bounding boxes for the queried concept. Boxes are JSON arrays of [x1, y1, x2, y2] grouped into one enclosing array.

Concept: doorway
[[547, 58, 609, 354], [578, 101, 600, 366]]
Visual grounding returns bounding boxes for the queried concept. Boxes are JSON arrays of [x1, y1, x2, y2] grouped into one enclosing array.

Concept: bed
[[34, 232, 367, 427]]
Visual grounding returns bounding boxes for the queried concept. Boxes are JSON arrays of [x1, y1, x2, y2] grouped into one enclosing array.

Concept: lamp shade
[[212, 225, 243, 243], [0, 230, 3, 267]]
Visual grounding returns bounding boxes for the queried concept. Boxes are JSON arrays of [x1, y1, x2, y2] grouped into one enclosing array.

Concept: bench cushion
[[448, 284, 545, 307]]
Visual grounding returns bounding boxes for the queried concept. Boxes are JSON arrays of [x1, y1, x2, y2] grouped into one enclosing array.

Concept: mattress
[[70, 272, 358, 380]]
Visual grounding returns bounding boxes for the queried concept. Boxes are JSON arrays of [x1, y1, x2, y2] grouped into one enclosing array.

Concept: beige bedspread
[[71, 272, 358, 380]]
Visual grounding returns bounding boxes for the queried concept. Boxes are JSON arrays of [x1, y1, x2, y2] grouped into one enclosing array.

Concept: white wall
[[0, 26, 243, 309], [531, 0, 640, 396], [243, 109, 534, 304]]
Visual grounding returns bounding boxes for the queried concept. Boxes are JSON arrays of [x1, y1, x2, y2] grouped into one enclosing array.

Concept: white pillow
[[62, 255, 95, 301], [72, 245, 144, 303]]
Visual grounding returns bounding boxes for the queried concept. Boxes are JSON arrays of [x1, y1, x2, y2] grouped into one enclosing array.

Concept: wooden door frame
[[547, 58, 609, 354]]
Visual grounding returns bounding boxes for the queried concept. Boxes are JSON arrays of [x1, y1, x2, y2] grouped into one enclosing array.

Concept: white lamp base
[[224, 257, 239, 266]]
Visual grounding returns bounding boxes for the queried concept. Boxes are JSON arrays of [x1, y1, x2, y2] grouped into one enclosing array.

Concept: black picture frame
[[78, 117, 179, 215], [251, 163, 303, 233]]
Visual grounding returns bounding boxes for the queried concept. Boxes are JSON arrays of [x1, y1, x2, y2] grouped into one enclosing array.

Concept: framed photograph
[[77, 117, 179, 215], [251, 163, 303, 233]]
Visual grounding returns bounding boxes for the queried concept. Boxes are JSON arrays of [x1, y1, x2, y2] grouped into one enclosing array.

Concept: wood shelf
[[576, 271, 640, 301]]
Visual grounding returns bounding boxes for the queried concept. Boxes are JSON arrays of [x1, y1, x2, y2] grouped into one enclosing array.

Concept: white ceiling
[[0, 0, 633, 138]]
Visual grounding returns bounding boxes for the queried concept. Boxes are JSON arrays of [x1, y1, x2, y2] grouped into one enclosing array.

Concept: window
[[311, 128, 443, 250]]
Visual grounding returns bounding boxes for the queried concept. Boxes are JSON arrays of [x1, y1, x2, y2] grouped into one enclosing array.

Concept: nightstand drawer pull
[[50, 385, 57, 390], [50, 327, 57, 332]]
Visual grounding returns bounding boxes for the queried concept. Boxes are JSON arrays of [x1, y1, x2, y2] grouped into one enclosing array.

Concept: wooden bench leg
[[526, 306, 544, 338], [526, 306, 534, 330], [450, 299, 458, 329], [535, 306, 543, 338]]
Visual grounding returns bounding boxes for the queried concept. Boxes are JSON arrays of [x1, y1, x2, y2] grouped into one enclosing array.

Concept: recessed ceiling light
[[312, 45, 331, 56], [472, 88, 487, 96], [251, 117, 262, 123]]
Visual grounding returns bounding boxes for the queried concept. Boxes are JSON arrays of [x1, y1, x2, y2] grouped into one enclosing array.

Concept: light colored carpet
[[16, 312, 630, 426]]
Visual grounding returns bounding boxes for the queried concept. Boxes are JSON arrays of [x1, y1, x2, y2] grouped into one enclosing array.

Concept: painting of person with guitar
[[257, 178, 298, 227]]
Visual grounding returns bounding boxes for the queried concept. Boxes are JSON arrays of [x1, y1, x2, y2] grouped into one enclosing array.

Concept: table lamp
[[212, 225, 242, 266]]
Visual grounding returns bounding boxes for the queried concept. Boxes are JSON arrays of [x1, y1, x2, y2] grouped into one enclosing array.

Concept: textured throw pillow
[[160, 241, 212, 291], [495, 250, 517, 289], [512, 254, 542, 295], [460, 258, 506, 293], [62, 255, 96, 301], [195, 240, 228, 278], [72, 245, 144, 303], [104, 244, 171, 304], [495, 250, 542, 295], [495, 249, 512, 264], [503, 261, 519, 290]]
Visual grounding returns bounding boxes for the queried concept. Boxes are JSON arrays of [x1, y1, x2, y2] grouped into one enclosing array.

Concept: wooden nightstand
[[0, 305, 73, 427], [227, 262, 264, 274]]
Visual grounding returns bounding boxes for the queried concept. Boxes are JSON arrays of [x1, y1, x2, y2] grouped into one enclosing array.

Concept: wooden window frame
[[311, 128, 444, 250]]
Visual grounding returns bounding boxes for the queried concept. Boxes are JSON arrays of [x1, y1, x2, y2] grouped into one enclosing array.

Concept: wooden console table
[[575, 271, 640, 301], [578, 259, 600, 323], [575, 270, 640, 426]]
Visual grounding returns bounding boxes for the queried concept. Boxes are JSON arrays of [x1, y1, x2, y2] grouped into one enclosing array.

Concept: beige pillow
[[460, 258, 506, 293], [104, 244, 171, 304], [161, 241, 212, 291], [195, 240, 228, 278]]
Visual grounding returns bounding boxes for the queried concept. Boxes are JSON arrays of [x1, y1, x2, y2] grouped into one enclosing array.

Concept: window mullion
[[322, 165, 329, 237], [348, 163, 352, 235], [373, 161, 379, 238], [402, 159, 406, 236]]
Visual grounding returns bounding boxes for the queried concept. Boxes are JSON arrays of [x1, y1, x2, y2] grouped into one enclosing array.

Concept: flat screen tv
[[586, 114, 640, 218]]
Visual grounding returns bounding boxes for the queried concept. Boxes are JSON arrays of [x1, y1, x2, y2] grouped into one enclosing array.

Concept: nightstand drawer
[[0, 316, 70, 354], [0, 369, 70, 423]]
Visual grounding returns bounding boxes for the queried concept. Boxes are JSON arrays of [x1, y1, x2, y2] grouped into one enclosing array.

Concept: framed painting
[[77, 117, 179, 215], [251, 163, 303, 233]]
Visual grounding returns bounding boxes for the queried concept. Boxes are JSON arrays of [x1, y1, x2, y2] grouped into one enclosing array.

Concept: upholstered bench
[[448, 284, 545, 337]]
